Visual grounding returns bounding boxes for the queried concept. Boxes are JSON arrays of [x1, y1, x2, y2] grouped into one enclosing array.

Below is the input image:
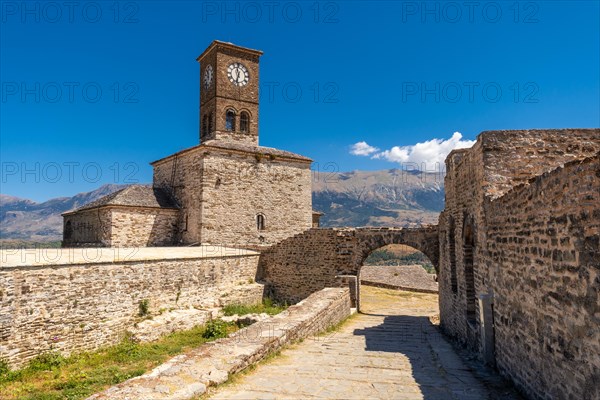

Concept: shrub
[[202, 320, 228, 339], [138, 299, 150, 317], [28, 352, 66, 372], [0, 357, 10, 376]]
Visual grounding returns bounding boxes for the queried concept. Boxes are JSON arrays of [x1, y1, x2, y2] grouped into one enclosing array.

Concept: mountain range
[[0, 169, 444, 243]]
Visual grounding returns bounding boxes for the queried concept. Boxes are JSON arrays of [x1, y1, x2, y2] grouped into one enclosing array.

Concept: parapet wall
[[478, 129, 600, 198], [0, 247, 262, 368]]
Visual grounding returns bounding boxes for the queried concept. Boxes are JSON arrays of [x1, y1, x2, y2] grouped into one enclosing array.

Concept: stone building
[[62, 185, 179, 247], [63, 41, 313, 248]]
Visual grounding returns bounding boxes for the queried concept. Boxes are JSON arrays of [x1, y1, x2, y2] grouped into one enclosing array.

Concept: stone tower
[[197, 40, 263, 145]]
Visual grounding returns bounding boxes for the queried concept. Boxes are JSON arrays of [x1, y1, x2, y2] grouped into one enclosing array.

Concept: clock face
[[227, 62, 249, 87], [203, 65, 213, 89]]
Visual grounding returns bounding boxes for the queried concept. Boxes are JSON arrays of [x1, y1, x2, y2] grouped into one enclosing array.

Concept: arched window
[[208, 112, 213, 133], [64, 220, 73, 240], [202, 115, 208, 136], [240, 111, 250, 133], [256, 214, 265, 231], [225, 109, 236, 131]]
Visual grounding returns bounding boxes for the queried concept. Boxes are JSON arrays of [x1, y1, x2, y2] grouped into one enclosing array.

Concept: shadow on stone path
[[209, 287, 522, 400]]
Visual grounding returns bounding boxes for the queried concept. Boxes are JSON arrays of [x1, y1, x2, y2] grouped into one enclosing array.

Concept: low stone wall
[[89, 287, 352, 400], [0, 248, 262, 368], [360, 264, 438, 294]]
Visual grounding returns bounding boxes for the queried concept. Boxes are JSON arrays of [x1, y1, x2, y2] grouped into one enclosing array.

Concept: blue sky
[[1, 0, 599, 202]]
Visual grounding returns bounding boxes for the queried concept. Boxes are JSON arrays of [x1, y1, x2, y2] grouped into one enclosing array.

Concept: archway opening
[[358, 244, 438, 315], [463, 222, 476, 323]]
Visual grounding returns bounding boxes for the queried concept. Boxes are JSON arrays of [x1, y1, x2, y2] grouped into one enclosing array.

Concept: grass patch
[[0, 322, 238, 400], [222, 297, 287, 317]]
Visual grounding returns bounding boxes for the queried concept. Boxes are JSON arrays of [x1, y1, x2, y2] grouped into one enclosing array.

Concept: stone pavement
[[209, 287, 520, 400]]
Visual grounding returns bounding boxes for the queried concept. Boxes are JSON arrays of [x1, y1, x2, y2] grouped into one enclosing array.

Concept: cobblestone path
[[209, 287, 518, 400]]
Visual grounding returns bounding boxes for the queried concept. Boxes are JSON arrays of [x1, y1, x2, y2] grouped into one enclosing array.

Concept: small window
[[226, 109, 236, 131], [208, 112, 213, 133], [240, 111, 250, 133], [256, 214, 265, 231]]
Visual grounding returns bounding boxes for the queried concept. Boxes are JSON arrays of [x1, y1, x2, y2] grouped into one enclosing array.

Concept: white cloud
[[350, 141, 379, 156], [353, 132, 475, 170]]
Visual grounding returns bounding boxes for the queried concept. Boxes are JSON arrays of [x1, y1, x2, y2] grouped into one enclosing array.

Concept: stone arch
[[354, 227, 439, 274], [348, 227, 440, 311]]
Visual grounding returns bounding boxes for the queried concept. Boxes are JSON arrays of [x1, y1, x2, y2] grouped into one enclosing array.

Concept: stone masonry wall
[[153, 151, 204, 245], [200, 150, 313, 248], [438, 128, 600, 400], [438, 143, 487, 351], [0, 254, 262, 368], [153, 147, 313, 248], [109, 207, 179, 247], [63, 208, 111, 247], [483, 154, 600, 400], [479, 129, 600, 198], [259, 227, 439, 308], [438, 129, 600, 353], [260, 229, 344, 304]]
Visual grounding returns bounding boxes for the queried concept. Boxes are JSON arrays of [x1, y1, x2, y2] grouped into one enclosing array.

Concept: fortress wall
[[438, 141, 487, 350], [479, 129, 600, 199], [438, 129, 600, 354], [260, 227, 439, 308], [0, 252, 262, 369], [483, 154, 600, 400], [259, 229, 348, 304]]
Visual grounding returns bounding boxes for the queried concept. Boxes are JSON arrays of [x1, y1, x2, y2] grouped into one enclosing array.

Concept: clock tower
[[197, 41, 263, 145]]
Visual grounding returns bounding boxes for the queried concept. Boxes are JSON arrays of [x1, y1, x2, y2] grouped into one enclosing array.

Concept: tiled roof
[[66, 185, 179, 214]]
